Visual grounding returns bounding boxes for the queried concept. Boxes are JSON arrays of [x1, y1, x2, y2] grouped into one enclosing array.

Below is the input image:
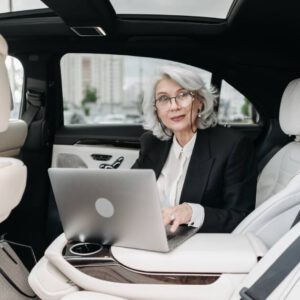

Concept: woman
[[132, 65, 257, 233]]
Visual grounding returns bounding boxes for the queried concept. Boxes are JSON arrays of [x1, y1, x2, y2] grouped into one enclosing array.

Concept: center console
[[29, 233, 267, 300]]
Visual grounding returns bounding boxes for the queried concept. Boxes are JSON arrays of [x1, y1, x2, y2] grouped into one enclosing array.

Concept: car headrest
[[279, 78, 300, 139], [0, 34, 10, 133]]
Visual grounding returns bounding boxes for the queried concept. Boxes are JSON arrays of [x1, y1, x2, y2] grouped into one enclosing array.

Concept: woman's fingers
[[162, 207, 173, 225], [162, 203, 193, 231], [170, 219, 180, 232]]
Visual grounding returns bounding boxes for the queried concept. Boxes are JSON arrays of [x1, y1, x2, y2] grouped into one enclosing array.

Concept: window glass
[[110, 0, 234, 19], [218, 80, 258, 125], [5, 56, 24, 119], [0, 0, 47, 13], [60, 54, 211, 125]]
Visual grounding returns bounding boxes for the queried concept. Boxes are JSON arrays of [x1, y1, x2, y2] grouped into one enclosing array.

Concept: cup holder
[[69, 242, 103, 256]]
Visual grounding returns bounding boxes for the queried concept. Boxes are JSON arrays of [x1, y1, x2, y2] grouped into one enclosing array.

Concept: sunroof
[[110, 0, 235, 19], [0, 0, 47, 14]]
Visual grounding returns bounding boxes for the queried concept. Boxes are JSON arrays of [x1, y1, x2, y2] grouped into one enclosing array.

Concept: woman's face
[[155, 78, 203, 136]]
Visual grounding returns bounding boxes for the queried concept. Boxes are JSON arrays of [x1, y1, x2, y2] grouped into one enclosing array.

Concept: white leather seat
[[0, 157, 27, 222], [0, 34, 33, 300], [0, 35, 27, 157], [0, 34, 27, 222], [0, 35, 10, 133], [234, 79, 300, 248]]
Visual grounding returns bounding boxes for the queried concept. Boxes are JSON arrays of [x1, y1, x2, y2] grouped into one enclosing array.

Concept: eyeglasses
[[155, 91, 194, 110]]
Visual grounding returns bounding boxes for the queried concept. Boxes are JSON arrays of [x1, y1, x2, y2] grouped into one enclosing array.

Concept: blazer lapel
[[179, 129, 215, 204]]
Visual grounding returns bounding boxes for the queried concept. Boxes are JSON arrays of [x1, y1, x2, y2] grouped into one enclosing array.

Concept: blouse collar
[[173, 132, 197, 160]]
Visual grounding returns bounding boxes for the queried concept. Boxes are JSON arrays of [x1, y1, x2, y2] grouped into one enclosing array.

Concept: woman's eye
[[158, 96, 170, 102], [178, 92, 188, 99]]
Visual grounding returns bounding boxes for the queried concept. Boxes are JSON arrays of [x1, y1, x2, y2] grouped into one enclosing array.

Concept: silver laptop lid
[[48, 168, 170, 252]]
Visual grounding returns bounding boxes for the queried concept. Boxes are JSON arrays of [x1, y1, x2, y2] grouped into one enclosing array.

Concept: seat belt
[[22, 78, 46, 126], [240, 215, 300, 300]]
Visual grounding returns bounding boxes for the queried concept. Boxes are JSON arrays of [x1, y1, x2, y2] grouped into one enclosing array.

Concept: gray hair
[[142, 65, 218, 140]]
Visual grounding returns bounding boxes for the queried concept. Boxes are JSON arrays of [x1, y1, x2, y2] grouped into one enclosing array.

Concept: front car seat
[[234, 78, 300, 248], [0, 34, 36, 300], [0, 34, 27, 222]]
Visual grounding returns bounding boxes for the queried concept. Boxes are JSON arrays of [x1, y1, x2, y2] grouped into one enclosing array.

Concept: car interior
[[0, 0, 300, 299]]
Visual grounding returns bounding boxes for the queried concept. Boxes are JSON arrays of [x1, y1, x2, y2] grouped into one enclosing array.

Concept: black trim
[[116, 14, 226, 24], [2, 247, 18, 265], [54, 125, 144, 146]]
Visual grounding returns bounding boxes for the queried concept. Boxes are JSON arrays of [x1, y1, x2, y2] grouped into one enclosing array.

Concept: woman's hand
[[162, 203, 193, 232]]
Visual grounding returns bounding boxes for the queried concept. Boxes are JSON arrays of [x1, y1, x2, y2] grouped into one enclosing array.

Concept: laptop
[[48, 168, 199, 252]]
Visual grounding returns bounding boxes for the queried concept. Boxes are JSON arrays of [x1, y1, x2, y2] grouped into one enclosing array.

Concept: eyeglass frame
[[154, 91, 197, 110]]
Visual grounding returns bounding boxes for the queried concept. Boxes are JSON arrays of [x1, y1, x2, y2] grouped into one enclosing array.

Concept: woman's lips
[[170, 115, 185, 122]]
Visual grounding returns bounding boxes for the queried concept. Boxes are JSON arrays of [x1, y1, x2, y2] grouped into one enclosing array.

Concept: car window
[[0, 0, 47, 13], [60, 54, 211, 125], [6, 56, 24, 119], [218, 80, 259, 125]]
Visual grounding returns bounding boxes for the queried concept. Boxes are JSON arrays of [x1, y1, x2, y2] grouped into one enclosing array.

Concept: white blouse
[[157, 133, 205, 228]]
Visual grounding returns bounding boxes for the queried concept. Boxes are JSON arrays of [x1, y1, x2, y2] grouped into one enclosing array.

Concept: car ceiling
[[0, 0, 300, 119]]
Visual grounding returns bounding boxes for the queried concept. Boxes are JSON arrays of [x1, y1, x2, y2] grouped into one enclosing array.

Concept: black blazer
[[132, 126, 257, 233]]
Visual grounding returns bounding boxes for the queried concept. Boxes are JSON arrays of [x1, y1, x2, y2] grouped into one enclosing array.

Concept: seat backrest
[[0, 34, 27, 223], [0, 35, 27, 157], [0, 35, 10, 132], [234, 78, 300, 247], [256, 79, 300, 206]]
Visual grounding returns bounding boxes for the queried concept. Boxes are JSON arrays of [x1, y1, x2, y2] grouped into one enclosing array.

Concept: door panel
[[51, 125, 143, 169], [52, 144, 138, 169], [51, 124, 263, 170]]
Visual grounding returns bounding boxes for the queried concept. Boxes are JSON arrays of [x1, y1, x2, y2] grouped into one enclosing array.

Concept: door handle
[[99, 156, 124, 169]]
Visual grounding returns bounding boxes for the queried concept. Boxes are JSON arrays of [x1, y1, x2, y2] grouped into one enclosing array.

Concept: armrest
[[61, 291, 128, 300], [28, 256, 79, 300], [0, 119, 27, 156], [111, 233, 268, 273]]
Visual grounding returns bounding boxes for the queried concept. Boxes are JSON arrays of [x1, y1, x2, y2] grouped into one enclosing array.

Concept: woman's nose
[[169, 97, 180, 110]]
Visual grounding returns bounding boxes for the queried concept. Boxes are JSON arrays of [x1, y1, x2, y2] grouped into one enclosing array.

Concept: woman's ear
[[197, 100, 204, 117], [201, 100, 204, 111], [198, 99, 204, 111]]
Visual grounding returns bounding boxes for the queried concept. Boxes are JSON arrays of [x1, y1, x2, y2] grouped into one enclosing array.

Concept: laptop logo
[[95, 198, 114, 218]]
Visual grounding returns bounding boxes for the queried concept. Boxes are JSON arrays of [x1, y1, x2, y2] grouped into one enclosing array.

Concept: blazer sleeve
[[131, 132, 150, 169], [200, 136, 257, 233]]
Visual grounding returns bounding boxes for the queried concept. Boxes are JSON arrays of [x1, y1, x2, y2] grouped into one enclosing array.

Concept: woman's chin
[[168, 124, 192, 135]]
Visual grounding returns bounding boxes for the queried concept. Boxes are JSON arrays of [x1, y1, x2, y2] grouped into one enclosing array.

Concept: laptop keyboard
[[165, 224, 198, 250], [165, 224, 196, 240]]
